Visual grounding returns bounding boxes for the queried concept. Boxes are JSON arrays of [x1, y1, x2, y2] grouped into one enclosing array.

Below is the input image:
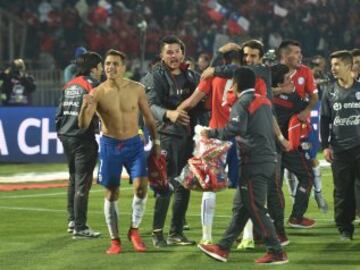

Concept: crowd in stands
[[0, 0, 359, 73]]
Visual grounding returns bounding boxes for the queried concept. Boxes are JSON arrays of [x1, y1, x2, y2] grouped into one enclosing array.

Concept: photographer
[[0, 59, 36, 106]]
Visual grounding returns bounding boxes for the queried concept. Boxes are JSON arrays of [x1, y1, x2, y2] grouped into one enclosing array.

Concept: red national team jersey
[[198, 77, 231, 129], [291, 64, 318, 98], [198, 76, 267, 129], [254, 76, 267, 97]]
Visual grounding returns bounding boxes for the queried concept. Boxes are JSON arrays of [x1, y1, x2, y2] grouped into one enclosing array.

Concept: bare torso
[[95, 78, 142, 140]]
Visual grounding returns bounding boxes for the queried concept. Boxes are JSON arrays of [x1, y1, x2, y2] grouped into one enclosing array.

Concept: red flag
[[227, 13, 250, 35], [206, 2, 228, 22]]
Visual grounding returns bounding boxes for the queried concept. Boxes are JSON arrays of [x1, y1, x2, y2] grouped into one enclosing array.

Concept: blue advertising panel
[[0, 107, 66, 163]]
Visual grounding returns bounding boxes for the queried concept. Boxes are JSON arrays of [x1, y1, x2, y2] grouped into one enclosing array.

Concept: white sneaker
[[73, 228, 101, 239], [67, 221, 75, 233]]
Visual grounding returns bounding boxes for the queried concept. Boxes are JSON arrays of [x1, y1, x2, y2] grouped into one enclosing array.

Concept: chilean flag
[[206, 1, 228, 22], [227, 13, 250, 35]]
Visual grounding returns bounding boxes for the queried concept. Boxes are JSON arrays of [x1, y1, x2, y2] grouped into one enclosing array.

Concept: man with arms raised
[[78, 49, 160, 254]]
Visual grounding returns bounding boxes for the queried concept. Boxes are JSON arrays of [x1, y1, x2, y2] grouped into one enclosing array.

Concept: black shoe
[[340, 231, 353, 241], [73, 227, 101, 239], [152, 231, 167, 248], [167, 234, 196, 246]]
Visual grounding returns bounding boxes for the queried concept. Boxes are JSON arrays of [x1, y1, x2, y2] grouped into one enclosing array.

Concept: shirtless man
[[78, 49, 160, 254]]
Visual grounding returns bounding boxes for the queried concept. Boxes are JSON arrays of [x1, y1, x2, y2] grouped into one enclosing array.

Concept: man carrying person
[[285, 54, 330, 213], [78, 49, 160, 254], [198, 67, 288, 265], [177, 44, 242, 244], [320, 50, 360, 241], [199, 39, 291, 248], [273, 40, 318, 228]]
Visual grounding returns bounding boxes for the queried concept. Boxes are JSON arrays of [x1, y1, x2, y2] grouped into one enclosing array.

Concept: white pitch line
[[0, 187, 134, 199], [0, 205, 350, 223]]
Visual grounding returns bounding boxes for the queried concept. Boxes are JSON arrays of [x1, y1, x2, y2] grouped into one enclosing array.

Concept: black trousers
[[267, 153, 286, 234], [60, 136, 98, 231], [355, 177, 360, 216], [281, 149, 314, 218], [331, 145, 360, 236], [218, 163, 282, 253], [152, 133, 193, 235]]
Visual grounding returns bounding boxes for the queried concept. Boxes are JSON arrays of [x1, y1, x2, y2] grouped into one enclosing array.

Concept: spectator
[[64, 46, 87, 83], [0, 59, 36, 106], [197, 52, 211, 73]]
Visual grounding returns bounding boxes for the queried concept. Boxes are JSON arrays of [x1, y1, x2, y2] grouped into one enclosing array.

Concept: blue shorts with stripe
[[97, 135, 147, 188]]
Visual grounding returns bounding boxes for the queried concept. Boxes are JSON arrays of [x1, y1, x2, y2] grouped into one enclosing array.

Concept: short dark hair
[[233, 67, 256, 92], [277, 39, 301, 57], [75, 51, 102, 76], [160, 35, 185, 54], [105, 49, 126, 63], [223, 49, 242, 64], [330, 50, 353, 66], [198, 52, 210, 62], [271, 64, 290, 87], [242, 39, 264, 57], [351, 48, 360, 57]]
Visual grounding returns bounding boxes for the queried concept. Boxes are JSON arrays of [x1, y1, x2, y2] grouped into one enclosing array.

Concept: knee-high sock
[[242, 219, 254, 240], [201, 191, 216, 241], [104, 199, 119, 240], [313, 165, 322, 193], [285, 169, 298, 198], [132, 194, 147, 228]]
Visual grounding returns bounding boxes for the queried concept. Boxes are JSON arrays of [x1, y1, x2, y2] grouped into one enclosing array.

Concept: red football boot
[[106, 239, 122, 255], [128, 228, 147, 252]]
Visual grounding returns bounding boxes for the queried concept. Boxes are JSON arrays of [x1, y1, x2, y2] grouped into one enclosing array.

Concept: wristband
[[154, 139, 161, 146], [138, 129, 144, 136]]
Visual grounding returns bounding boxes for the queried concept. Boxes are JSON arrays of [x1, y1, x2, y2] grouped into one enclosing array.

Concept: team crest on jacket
[[333, 103, 342, 111], [297, 77, 305, 85]]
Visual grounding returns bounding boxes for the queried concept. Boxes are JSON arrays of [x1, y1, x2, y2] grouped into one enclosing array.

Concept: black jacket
[[142, 62, 201, 136], [0, 70, 36, 105], [208, 89, 277, 165], [210, 52, 272, 100], [56, 76, 99, 139]]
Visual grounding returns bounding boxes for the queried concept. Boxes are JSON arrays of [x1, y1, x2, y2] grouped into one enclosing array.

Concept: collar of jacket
[[238, 88, 255, 98], [156, 61, 197, 88]]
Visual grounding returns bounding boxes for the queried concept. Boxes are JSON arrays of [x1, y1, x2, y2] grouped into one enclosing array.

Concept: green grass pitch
[[0, 166, 359, 270]]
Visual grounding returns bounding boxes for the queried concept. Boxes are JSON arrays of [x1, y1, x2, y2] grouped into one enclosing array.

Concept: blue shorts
[[226, 137, 240, 188], [308, 101, 321, 159], [98, 135, 147, 188]]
